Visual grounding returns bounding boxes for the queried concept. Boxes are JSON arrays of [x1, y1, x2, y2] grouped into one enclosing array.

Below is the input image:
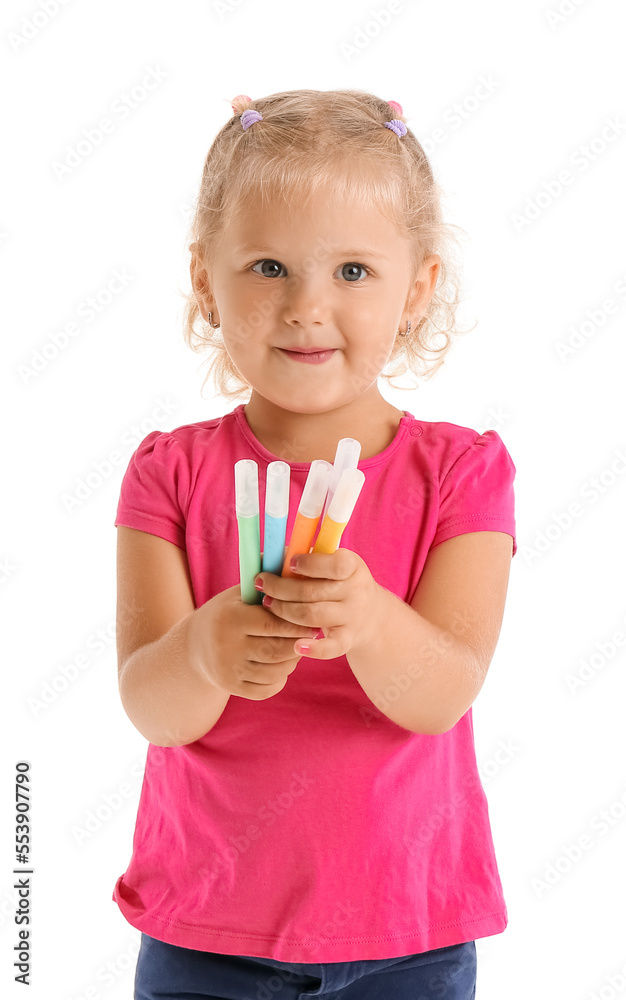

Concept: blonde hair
[[179, 88, 474, 401]]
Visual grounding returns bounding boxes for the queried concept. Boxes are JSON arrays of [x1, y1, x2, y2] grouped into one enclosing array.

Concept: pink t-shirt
[[112, 403, 517, 963]]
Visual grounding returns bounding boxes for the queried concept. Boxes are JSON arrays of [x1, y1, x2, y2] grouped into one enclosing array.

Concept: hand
[[189, 584, 321, 700], [255, 549, 382, 659]]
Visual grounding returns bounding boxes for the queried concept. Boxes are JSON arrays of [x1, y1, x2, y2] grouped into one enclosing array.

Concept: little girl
[[113, 89, 516, 1000]]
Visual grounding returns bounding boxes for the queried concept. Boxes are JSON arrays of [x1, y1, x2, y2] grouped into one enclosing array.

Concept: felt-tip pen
[[318, 437, 362, 531], [262, 461, 291, 576], [281, 460, 332, 578], [313, 467, 365, 553], [234, 459, 262, 604]]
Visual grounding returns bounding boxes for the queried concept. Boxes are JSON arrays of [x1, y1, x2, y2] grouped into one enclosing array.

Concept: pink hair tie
[[384, 119, 407, 138], [231, 94, 252, 113], [387, 100, 403, 115], [241, 109, 263, 130]]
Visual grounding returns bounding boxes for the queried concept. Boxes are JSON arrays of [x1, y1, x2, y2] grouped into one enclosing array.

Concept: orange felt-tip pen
[[281, 460, 332, 578]]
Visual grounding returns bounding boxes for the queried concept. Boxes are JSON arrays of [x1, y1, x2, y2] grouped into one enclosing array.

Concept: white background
[[2, 0, 626, 997]]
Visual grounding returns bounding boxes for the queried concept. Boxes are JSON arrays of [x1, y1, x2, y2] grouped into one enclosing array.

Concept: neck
[[243, 391, 404, 464]]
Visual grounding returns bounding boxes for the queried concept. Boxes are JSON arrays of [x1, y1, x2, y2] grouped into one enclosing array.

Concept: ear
[[410, 254, 441, 317], [189, 249, 205, 293], [189, 249, 211, 318]]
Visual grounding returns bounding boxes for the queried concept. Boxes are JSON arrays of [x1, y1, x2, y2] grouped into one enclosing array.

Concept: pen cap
[[327, 467, 365, 523], [234, 459, 259, 517], [300, 460, 332, 518], [330, 438, 362, 490], [265, 462, 290, 518]]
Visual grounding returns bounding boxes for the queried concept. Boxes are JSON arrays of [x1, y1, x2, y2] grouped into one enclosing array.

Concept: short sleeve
[[114, 431, 190, 550], [432, 430, 517, 557]]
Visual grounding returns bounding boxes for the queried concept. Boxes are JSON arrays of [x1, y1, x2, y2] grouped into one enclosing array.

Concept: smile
[[278, 349, 338, 365]]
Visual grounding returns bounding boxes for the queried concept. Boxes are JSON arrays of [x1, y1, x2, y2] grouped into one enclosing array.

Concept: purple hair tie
[[384, 119, 407, 138], [241, 109, 263, 130]]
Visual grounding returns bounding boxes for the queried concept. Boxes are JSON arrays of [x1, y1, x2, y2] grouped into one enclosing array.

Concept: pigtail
[[229, 94, 255, 117], [385, 99, 407, 123]]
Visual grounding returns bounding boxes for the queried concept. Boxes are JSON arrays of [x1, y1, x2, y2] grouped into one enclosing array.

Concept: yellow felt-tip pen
[[312, 467, 365, 553]]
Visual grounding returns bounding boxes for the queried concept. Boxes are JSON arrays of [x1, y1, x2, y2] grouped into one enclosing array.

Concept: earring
[[207, 311, 219, 329], [399, 320, 411, 337]]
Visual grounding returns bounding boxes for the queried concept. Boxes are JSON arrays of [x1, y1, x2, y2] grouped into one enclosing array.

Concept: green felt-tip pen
[[235, 459, 263, 604]]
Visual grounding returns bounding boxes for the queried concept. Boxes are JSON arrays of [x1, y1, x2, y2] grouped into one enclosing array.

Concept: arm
[[346, 531, 513, 735], [116, 526, 230, 747]]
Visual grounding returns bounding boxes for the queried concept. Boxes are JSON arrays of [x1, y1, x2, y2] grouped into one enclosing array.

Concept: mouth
[[278, 348, 338, 365], [281, 347, 337, 354]]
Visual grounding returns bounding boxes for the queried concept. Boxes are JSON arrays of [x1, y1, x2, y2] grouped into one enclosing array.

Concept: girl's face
[[197, 187, 439, 417]]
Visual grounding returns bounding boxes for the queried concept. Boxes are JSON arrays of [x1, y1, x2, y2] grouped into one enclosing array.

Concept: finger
[[251, 635, 312, 664], [247, 608, 319, 639], [293, 625, 351, 659], [263, 597, 340, 630], [261, 577, 343, 606], [286, 549, 357, 581], [256, 551, 356, 593]]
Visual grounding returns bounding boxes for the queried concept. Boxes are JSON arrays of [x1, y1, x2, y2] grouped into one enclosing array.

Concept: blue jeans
[[134, 932, 477, 999]]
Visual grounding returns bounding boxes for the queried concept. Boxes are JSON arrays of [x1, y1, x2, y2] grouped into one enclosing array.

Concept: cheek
[[233, 288, 278, 340], [222, 326, 249, 363], [221, 293, 266, 356], [347, 329, 396, 366]]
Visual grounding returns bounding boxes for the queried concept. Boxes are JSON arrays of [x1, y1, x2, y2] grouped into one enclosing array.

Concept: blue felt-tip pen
[[262, 461, 290, 575]]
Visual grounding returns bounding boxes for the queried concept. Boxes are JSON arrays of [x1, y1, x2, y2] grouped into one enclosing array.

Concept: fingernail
[[298, 643, 310, 653], [262, 595, 272, 608], [254, 578, 264, 591], [289, 557, 299, 572]]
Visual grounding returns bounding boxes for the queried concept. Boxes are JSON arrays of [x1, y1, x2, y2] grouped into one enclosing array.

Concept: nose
[[280, 270, 330, 327]]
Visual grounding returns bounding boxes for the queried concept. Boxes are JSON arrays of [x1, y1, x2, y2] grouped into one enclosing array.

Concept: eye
[[340, 262, 370, 282], [251, 259, 286, 278], [250, 260, 371, 281]]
